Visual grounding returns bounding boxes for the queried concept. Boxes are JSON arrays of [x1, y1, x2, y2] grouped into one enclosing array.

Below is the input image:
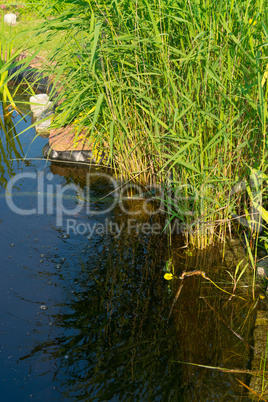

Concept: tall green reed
[[0, 18, 20, 119], [31, 0, 268, 248]]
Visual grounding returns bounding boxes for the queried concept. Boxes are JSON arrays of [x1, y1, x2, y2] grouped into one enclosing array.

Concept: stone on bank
[[30, 94, 53, 119], [30, 94, 54, 135]]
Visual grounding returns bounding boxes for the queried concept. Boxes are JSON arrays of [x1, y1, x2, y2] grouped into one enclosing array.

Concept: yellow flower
[[164, 273, 173, 281], [249, 19, 257, 26]]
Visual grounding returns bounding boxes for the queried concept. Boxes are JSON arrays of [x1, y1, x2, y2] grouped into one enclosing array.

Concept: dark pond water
[[0, 97, 258, 401]]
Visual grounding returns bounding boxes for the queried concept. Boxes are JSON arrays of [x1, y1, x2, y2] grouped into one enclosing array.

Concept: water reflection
[[0, 104, 23, 188], [20, 225, 181, 401], [17, 216, 256, 401], [172, 248, 255, 401], [0, 99, 257, 401]]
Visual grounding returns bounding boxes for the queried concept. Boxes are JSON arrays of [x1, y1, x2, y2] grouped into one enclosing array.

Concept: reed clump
[[28, 0, 268, 248]]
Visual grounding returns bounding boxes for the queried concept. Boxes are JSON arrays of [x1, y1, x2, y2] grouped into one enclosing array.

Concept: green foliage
[[27, 0, 268, 247], [227, 259, 249, 298], [0, 18, 20, 120], [1, 1, 49, 15]]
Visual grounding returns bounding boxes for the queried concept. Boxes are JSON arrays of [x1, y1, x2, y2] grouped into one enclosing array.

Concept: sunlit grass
[[2, 8, 66, 58]]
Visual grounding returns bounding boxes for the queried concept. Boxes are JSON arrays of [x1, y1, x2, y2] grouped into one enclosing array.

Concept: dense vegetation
[[3, 0, 268, 248]]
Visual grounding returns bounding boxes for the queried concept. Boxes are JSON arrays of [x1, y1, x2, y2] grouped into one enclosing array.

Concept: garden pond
[[0, 97, 265, 401]]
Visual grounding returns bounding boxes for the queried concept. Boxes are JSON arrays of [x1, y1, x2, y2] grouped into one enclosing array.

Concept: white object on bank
[[4, 13, 17, 26], [30, 94, 53, 119]]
